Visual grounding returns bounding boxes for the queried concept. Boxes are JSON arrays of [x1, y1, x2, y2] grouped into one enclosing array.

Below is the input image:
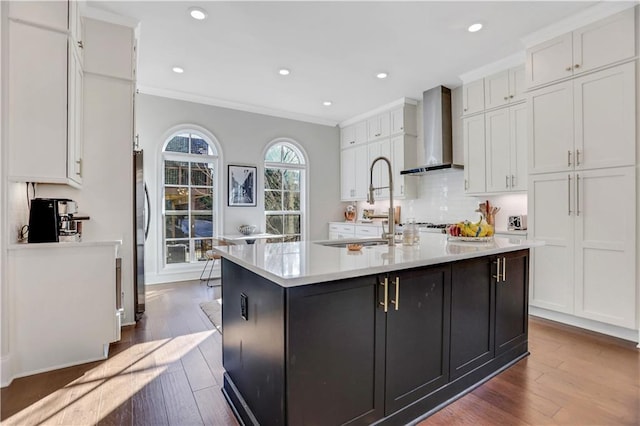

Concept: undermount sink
[[315, 239, 389, 248]]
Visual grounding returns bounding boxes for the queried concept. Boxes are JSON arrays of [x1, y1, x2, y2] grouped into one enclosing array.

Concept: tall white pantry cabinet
[[527, 7, 638, 337]]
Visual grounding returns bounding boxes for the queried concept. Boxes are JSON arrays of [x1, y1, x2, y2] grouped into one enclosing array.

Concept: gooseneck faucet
[[367, 156, 395, 246]]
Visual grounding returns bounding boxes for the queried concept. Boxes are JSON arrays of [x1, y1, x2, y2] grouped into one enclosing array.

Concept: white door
[[484, 70, 510, 110], [390, 107, 404, 135], [528, 81, 573, 174], [484, 108, 510, 192], [525, 32, 573, 88], [463, 114, 486, 194], [509, 65, 526, 103], [573, 62, 636, 171], [352, 144, 369, 200], [528, 172, 575, 313], [68, 47, 84, 185], [340, 147, 356, 200], [462, 79, 484, 115], [509, 103, 528, 191], [573, 167, 636, 328], [572, 8, 636, 76]]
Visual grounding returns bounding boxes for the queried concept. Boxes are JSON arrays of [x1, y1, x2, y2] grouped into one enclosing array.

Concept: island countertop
[[213, 233, 542, 287]]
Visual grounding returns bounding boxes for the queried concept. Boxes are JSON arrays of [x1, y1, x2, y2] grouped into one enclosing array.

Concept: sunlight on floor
[[4, 330, 214, 425]]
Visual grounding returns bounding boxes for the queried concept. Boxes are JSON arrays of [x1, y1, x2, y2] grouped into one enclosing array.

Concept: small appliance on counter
[[508, 215, 527, 231], [28, 198, 90, 243]]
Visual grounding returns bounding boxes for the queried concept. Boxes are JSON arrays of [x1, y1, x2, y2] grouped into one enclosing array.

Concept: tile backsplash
[[355, 168, 527, 231]]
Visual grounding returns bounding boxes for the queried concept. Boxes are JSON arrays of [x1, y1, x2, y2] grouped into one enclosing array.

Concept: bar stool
[[200, 239, 226, 287]]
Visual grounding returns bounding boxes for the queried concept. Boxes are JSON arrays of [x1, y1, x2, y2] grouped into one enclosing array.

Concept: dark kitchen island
[[214, 234, 541, 425]]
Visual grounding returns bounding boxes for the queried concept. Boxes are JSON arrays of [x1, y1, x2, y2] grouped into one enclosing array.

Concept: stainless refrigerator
[[134, 150, 149, 320]]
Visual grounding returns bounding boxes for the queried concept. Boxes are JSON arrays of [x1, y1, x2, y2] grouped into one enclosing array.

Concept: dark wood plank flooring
[[1, 280, 638, 425]]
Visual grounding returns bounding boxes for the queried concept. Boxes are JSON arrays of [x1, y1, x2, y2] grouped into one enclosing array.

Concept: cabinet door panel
[[450, 257, 494, 380], [484, 70, 510, 110], [68, 49, 83, 185], [528, 81, 573, 174], [572, 8, 636, 75], [574, 167, 636, 328], [8, 21, 68, 181], [353, 144, 369, 200], [509, 65, 526, 103], [528, 173, 574, 313], [463, 114, 486, 193], [341, 147, 356, 200], [385, 266, 450, 414], [462, 79, 484, 115], [496, 251, 529, 356], [526, 33, 573, 88], [509, 103, 528, 191], [485, 108, 510, 193], [9, 0, 68, 32], [288, 277, 384, 426], [574, 62, 636, 170]]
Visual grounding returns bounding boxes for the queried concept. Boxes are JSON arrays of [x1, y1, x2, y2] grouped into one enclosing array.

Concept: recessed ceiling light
[[172, 66, 184, 74], [279, 68, 291, 76], [376, 72, 388, 79], [468, 23, 483, 33], [189, 7, 207, 20], [323, 101, 332, 106]]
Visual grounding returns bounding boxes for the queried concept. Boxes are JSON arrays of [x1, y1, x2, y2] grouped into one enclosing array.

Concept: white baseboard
[[8, 354, 108, 383], [1, 353, 13, 387], [529, 306, 639, 344]]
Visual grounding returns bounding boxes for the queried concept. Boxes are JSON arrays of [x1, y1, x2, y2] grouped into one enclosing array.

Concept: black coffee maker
[[28, 198, 81, 243]]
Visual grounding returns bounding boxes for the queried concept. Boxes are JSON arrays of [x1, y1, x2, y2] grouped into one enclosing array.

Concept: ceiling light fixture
[[468, 23, 483, 33], [323, 101, 332, 106], [189, 7, 207, 20], [279, 68, 291, 76], [172, 66, 184, 74], [376, 72, 388, 79]]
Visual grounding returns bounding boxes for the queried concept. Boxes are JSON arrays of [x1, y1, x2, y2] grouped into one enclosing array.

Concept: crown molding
[[83, 6, 140, 29], [459, 52, 526, 84], [339, 97, 418, 128], [137, 86, 339, 127], [521, 2, 638, 48]]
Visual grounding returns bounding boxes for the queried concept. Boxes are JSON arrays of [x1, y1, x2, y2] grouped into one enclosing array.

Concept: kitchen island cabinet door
[[450, 256, 494, 380], [495, 250, 529, 356], [384, 266, 450, 414], [287, 276, 384, 426]]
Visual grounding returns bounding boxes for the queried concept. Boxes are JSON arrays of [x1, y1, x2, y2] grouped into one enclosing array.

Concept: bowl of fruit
[[447, 217, 494, 242]]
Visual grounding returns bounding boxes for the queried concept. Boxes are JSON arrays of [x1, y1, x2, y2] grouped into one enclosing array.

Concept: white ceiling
[[89, 1, 605, 126]]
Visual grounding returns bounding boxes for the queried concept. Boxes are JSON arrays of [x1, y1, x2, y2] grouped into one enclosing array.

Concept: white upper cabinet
[[462, 79, 484, 116], [9, 0, 68, 32], [528, 62, 636, 174], [340, 144, 368, 201], [367, 111, 391, 141], [484, 66, 526, 110], [573, 61, 636, 171], [8, 20, 70, 184], [340, 121, 367, 149], [390, 105, 417, 136], [463, 114, 486, 194], [367, 139, 391, 199], [526, 8, 636, 89], [509, 104, 528, 192], [67, 47, 84, 185], [83, 18, 135, 80]]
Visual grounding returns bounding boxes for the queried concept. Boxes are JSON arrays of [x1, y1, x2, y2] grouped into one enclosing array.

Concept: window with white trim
[[163, 131, 219, 264], [264, 141, 306, 242]]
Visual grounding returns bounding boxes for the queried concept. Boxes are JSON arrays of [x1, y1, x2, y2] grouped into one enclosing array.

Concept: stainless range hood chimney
[[401, 86, 456, 175]]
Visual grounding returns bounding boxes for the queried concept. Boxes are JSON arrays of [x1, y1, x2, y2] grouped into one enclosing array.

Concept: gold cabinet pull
[[390, 277, 400, 311], [502, 257, 506, 282], [576, 174, 580, 216], [493, 258, 502, 282], [379, 277, 388, 312], [567, 174, 572, 216]]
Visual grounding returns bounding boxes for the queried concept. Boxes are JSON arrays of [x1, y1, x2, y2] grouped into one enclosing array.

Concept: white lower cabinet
[[8, 242, 121, 377], [328, 223, 356, 239], [529, 167, 636, 328]]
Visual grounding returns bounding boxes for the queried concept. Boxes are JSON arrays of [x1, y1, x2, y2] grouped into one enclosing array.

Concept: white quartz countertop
[[213, 233, 543, 287]]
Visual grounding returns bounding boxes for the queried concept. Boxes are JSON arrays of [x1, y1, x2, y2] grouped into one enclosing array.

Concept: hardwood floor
[[1, 280, 638, 425]]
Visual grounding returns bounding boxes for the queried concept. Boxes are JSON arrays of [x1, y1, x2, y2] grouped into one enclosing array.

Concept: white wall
[[136, 94, 341, 284], [0, 0, 9, 386]]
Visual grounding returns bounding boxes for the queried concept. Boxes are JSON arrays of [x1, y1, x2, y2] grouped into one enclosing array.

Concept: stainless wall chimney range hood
[[401, 86, 459, 176]]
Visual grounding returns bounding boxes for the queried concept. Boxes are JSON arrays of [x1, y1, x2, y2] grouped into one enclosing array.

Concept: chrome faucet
[[367, 156, 395, 246]]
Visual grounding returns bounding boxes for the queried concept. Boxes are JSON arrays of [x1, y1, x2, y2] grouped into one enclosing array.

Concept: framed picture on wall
[[228, 164, 257, 207]]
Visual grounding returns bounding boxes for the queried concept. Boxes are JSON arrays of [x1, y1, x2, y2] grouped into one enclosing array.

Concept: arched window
[[163, 131, 219, 265], [264, 141, 307, 242]]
